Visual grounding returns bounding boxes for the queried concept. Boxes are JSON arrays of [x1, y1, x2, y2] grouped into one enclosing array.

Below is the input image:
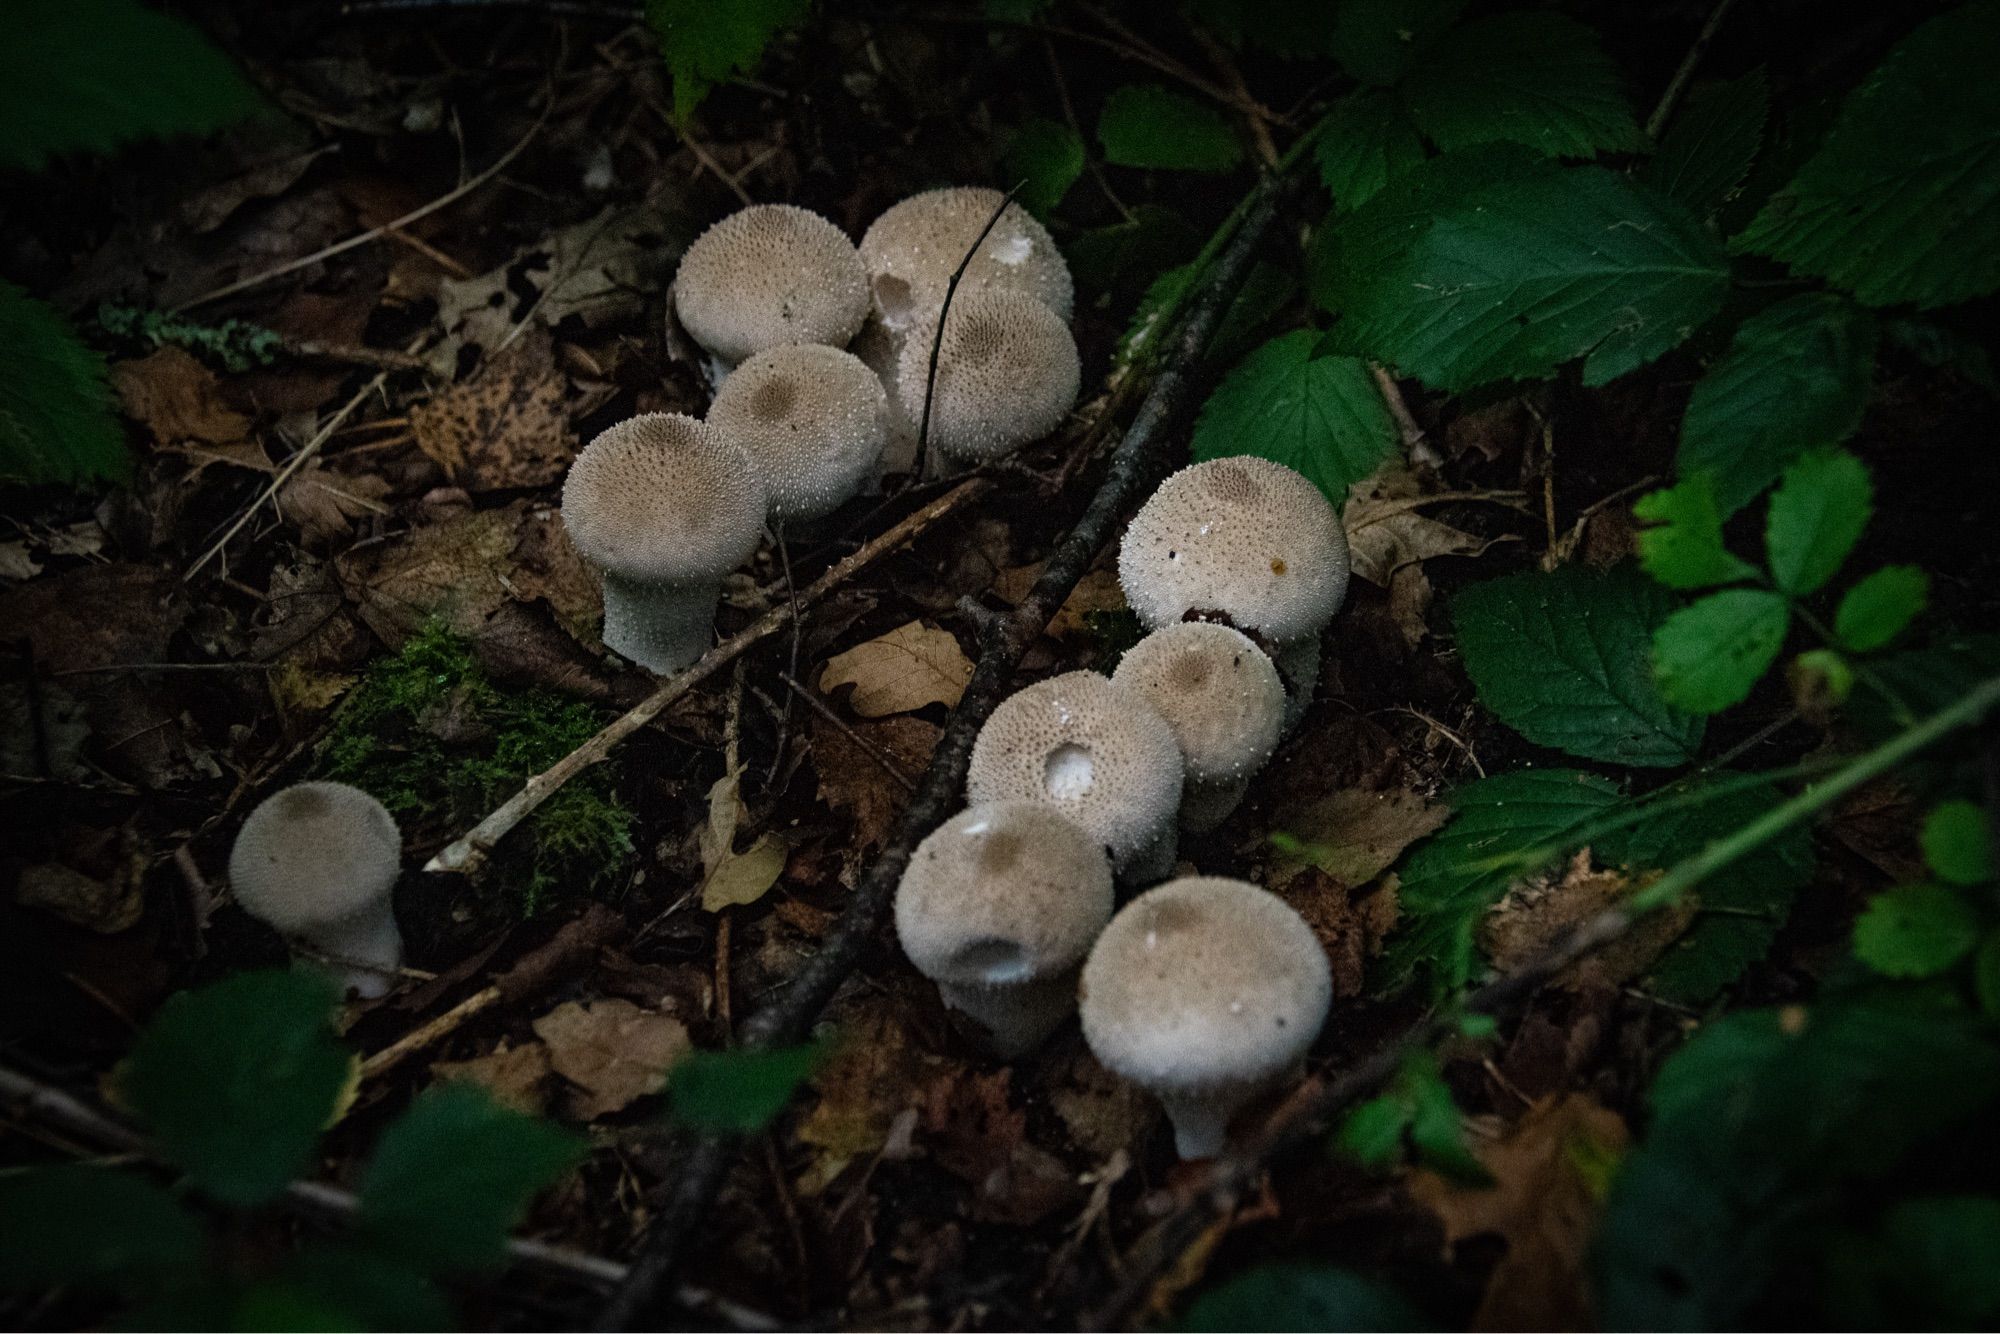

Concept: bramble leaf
[[1923, 800, 1996, 886], [1645, 71, 1770, 218], [1314, 89, 1426, 210], [1633, 476, 1759, 590], [1836, 566, 1929, 652], [1652, 588, 1792, 714], [1098, 85, 1243, 171], [1329, 0, 1466, 86], [1190, 331, 1398, 505], [1399, 13, 1645, 159], [0, 281, 130, 486], [1853, 883, 1981, 978], [1006, 118, 1084, 218], [644, 0, 810, 124], [1764, 448, 1873, 596], [668, 1042, 828, 1133], [0, 1166, 201, 1294], [1180, 1264, 1424, 1332]]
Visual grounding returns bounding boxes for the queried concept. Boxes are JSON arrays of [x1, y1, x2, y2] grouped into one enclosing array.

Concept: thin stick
[[915, 185, 1023, 475], [358, 984, 503, 1080], [428, 480, 990, 876], [1646, 0, 1741, 140], [774, 673, 918, 793]]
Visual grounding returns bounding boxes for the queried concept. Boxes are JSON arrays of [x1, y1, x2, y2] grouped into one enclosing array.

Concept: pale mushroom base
[[293, 905, 404, 1001], [601, 572, 722, 675], [936, 972, 1081, 1058]]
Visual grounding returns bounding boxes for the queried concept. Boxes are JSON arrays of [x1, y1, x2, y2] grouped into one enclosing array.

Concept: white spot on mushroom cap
[[560, 413, 765, 585], [227, 781, 403, 933], [894, 290, 1080, 464], [1111, 622, 1285, 782], [859, 187, 1074, 331], [709, 344, 890, 522], [672, 204, 870, 365], [1117, 457, 1350, 642]]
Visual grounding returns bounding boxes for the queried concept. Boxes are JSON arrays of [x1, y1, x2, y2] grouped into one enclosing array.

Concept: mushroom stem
[[1156, 1089, 1239, 1161], [601, 573, 720, 675], [937, 971, 1080, 1058], [301, 905, 404, 1000], [1275, 634, 1321, 735], [1180, 775, 1250, 833], [1119, 825, 1178, 885]]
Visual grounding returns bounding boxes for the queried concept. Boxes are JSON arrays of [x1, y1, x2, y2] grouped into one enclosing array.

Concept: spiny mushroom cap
[[1081, 876, 1331, 1096], [708, 344, 890, 521], [1117, 457, 1350, 643], [895, 290, 1080, 462], [672, 204, 871, 364], [895, 802, 1115, 986], [229, 781, 402, 933], [561, 413, 765, 585], [965, 671, 1183, 863], [859, 187, 1074, 331], [1111, 623, 1285, 783]]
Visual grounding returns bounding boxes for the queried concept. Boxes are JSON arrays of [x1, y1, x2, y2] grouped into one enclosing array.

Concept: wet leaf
[[531, 998, 691, 1120], [818, 620, 973, 717]]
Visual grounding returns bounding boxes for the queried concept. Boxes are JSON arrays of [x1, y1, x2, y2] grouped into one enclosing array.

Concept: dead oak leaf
[[410, 328, 575, 492], [110, 347, 253, 449], [818, 620, 972, 717], [991, 564, 1126, 638], [811, 713, 939, 881], [1274, 785, 1448, 886], [279, 460, 391, 545], [432, 1041, 554, 1117], [698, 766, 788, 911], [530, 998, 690, 1120]]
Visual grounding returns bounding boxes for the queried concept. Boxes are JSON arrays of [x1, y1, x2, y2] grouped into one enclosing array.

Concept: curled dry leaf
[[14, 862, 144, 934], [110, 347, 253, 450], [530, 997, 691, 1120], [818, 620, 973, 718], [410, 328, 576, 492], [793, 1000, 952, 1195], [1344, 464, 1511, 648], [279, 459, 392, 545], [1275, 784, 1449, 886], [698, 766, 788, 912], [1482, 851, 1696, 989]]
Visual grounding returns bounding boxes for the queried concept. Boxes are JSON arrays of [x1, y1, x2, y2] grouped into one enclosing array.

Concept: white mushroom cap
[[1117, 457, 1350, 643], [895, 290, 1080, 466], [894, 801, 1115, 1054], [708, 344, 890, 523], [965, 670, 1183, 879], [561, 413, 765, 586], [859, 186, 1074, 333], [672, 204, 870, 367], [1079, 876, 1331, 1158], [1111, 623, 1285, 785]]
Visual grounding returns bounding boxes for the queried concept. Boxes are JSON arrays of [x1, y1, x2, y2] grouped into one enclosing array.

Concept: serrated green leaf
[[1400, 13, 1645, 159], [1676, 293, 1879, 516], [1322, 153, 1730, 391], [1454, 564, 1704, 766], [1329, 0, 1466, 86], [1118, 260, 1292, 370], [1098, 84, 1242, 171], [0, 281, 130, 486], [1765, 448, 1872, 596], [1337, 1093, 1411, 1167], [1645, 71, 1770, 217], [1734, 2, 2000, 308], [1633, 476, 1760, 590], [0, 1166, 201, 1294], [1836, 565, 1929, 651], [123, 970, 351, 1207], [1179, 1264, 1424, 1332], [1923, 800, 1996, 886], [1874, 1196, 2000, 1324], [1190, 331, 1398, 505], [643, 0, 810, 124], [266, 1246, 454, 1332], [1976, 931, 2000, 1019], [1, 0, 267, 171], [1653, 588, 1792, 714], [668, 1042, 827, 1133], [1854, 883, 1982, 978], [360, 1084, 582, 1272], [1065, 204, 1201, 302], [1006, 118, 1084, 219], [1405, 1052, 1488, 1182], [1314, 89, 1426, 210]]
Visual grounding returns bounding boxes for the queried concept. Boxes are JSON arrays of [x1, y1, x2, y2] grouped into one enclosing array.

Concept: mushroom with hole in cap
[[671, 203, 870, 378], [965, 670, 1183, 883], [708, 343, 889, 523], [1111, 622, 1285, 832], [896, 290, 1080, 472], [859, 186, 1074, 334], [1080, 876, 1331, 1158], [561, 413, 766, 674], [228, 781, 405, 999], [894, 801, 1115, 1056]]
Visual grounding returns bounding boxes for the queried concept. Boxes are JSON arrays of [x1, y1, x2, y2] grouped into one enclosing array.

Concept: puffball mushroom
[[561, 413, 765, 674], [229, 781, 405, 999], [895, 289, 1080, 470], [708, 343, 890, 523], [859, 186, 1074, 333], [1080, 876, 1331, 1159], [1111, 622, 1285, 832], [894, 802, 1115, 1056], [671, 203, 870, 375], [965, 670, 1183, 883]]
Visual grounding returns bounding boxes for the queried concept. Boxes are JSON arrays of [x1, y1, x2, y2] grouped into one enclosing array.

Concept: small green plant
[[642, 0, 810, 124], [96, 304, 287, 374]]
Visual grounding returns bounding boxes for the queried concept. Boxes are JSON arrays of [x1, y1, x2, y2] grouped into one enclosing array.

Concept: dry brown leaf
[[110, 347, 253, 448], [530, 998, 690, 1120], [279, 460, 391, 545], [794, 1003, 950, 1195], [698, 767, 788, 911], [1275, 785, 1448, 886], [811, 713, 939, 879], [1407, 1094, 1629, 1331], [410, 329, 575, 491], [1482, 851, 1696, 989], [15, 862, 144, 934], [432, 1041, 554, 1116], [922, 1068, 1081, 1226], [818, 621, 973, 717], [992, 564, 1127, 637], [1051, 1048, 1156, 1159], [1343, 465, 1512, 648]]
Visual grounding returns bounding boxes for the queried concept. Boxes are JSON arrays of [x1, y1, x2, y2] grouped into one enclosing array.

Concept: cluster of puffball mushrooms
[[222, 188, 1353, 1163]]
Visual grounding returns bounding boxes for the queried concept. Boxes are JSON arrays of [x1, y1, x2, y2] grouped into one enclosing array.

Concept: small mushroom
[[965, 670, 1183, 883], [671, 203, 871, 377], [859, 186, 1074, 334], [895, 289, 1080, 472], [894, 801, 1115, 1056], [707, 343, 890, 523], [228, 781, 405, 999], [561, 413, 766, 674], [1111, 622, 1285, 832], [1079, 876, 1331, 1159]]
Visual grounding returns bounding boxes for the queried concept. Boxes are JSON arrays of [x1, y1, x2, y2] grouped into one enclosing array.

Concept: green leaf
[[1764, 448, 1872, 596], [123, 970, 351, 1207], [0, 1165, 201, 1294], [360, 1084, 581, 1272], [1337, 1094, 1411, 1167], [1006, 118, 1084, 219], [1190, 331, 1398, 506], [1098, 85, 1243, 171], [1976, 932, 2000, 1019], [1399, 13, 1645, 159], [1065, 204, 1201, 303], [1645, 71, 1770, 217], [0, 0, 267, 171], [1854, 883, 1982, 978], [1835, 565, 1929, 651], [1314, 89, 1426, 210], [1923, 800, 1996, 886], [1329, 0, 1466, 85], [1119, 260, 1293, 369], [264, 1246, 453, 1332], [643, 0, 810, 124], [1322, 152, 1730, 391], [668, 1042, 827, 1134], [1633, 476, 1759, 590], [1453, 564, 1704, 766], [1405, 1053, 1487, 1182], [1676, 293, 1879, 516], [1179, 1264, 1423, 1332], [1733, 2, 2000, 308], [1653, 588, 1792, 714], [1385, 769, 1625, 988], [1874, 1196, 2000, 1324], [0, 281, 130, 486]]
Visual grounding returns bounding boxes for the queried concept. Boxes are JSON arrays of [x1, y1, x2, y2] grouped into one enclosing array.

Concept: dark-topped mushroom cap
[[1111, 622, 1285, 784], [708, 344, 889, 522], [561, 413, 765, 585], [228, 781, 402, 932], [859, 186, 1074, 331], [895, 290, 1079, 463], [673, 204, 870, 364]]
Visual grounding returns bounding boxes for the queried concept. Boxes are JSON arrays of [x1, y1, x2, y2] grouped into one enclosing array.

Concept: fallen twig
[[1646, 0, 1741, 139]]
